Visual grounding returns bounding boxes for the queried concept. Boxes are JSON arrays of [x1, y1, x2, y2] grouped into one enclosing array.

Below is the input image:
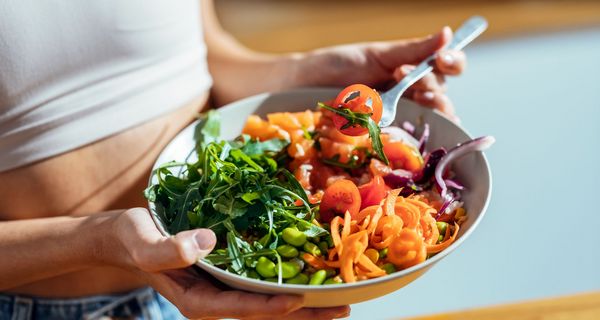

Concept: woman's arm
[[0, 209, 348, 319], [201, 0, 466, 121], [0, 213, 114, 289]]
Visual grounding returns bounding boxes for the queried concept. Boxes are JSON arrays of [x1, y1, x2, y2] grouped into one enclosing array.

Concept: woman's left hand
[[291, 26, 465, 121]]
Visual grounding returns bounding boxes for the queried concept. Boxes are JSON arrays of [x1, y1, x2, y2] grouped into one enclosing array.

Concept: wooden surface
[[215, 0, 600, 52], [404, 292, 600, 320]]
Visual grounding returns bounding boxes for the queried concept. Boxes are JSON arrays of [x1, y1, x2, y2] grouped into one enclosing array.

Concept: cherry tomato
[[382, 140, 424, 173], [358, 175, 388, 210], [319, 179, 361, 222], [332, 84, 383, 136]]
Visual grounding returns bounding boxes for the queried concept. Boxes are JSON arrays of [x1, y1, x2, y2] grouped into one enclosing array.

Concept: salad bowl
[[147, 87, 492, 307]]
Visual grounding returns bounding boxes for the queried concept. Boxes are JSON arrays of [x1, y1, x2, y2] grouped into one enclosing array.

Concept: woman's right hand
[[109, 208, 350, 319]]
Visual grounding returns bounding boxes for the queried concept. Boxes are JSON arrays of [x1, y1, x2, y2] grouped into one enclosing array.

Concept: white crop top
[[0, 0, 213, 172]]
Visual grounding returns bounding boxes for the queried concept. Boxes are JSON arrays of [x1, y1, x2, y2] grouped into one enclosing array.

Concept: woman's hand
[[110, 208, 350, 319], [293, 27, 465, 121]]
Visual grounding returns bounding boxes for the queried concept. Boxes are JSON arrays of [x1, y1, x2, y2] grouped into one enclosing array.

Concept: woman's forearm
[[201, 0, 303, 105], [0, 212, 117, 290]]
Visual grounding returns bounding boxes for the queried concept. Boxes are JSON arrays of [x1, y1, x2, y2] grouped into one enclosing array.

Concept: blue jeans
[[0, 287, 185, 320]]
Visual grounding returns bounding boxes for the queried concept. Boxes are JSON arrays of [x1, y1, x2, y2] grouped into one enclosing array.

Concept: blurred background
[[215, 0, 600, 52], [215, 1, 600, 319]]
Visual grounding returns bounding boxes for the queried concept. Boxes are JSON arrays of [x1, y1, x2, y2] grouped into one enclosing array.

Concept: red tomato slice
[[332, 84, 383, 136], [319, 179, 361, 222], [358, 175, 388, 210]]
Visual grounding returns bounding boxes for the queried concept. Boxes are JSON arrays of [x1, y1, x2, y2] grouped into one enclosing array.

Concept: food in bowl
[[145, 85, 494, 286]]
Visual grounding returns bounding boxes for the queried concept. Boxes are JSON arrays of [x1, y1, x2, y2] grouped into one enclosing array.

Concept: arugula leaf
[[241, 138, 289, 156], [322, 154, 363, 170], [318, 102, 389, 165], [226, 232, 246, 275], [194, 110, 221, 147], [145, 111, 329, 280]]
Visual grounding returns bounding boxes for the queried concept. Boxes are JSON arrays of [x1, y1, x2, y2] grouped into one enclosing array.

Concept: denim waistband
[[0, 287, 184, 320]]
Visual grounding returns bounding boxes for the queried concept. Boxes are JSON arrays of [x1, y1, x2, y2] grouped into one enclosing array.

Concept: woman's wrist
[[83, 210, 134, 269]]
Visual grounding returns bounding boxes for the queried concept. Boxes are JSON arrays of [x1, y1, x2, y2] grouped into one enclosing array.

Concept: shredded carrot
[[323, 188, 462, 283], [426, 223, 460, 254], [342, 210, 352, 240], [387, 228, 427, 269], [331, 216, 343, 255], [302, 252, 328, 269]]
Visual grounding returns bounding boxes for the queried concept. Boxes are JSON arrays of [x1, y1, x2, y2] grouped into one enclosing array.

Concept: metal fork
[[379, 16, 488, 127]]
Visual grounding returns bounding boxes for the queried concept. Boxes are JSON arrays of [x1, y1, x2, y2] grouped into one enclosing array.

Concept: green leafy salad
[[144, 111, 329, 283]]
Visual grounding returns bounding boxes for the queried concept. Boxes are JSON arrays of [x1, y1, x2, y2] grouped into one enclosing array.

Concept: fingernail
[[194, 229, 216, 250], [401, 65, 415, 74], [442, 53, 454, 66], [422, 91, 435, 101]]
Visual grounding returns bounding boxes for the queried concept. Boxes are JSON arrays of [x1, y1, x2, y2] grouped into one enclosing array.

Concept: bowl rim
[[147, 87, 492, 292]]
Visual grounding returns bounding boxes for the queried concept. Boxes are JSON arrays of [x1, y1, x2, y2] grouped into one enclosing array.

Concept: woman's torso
[[0, 94, 208, 296], [0, 0, 212, 296]]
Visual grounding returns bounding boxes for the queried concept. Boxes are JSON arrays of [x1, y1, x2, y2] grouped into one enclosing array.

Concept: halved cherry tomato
[[358, 175, 388, 210], [332, 84, 383, 136], [319, 179, 361, 222], [382, 140, 424, 173]]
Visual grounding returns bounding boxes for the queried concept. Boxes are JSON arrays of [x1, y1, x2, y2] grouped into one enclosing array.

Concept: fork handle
[[379, 16, 488, 126]]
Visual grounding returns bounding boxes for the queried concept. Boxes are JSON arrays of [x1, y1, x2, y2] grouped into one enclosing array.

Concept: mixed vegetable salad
[[145, 84, 494, 285]]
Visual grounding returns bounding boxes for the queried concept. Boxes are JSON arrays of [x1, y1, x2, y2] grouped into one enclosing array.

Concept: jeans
[[0, 287, 185, 320]]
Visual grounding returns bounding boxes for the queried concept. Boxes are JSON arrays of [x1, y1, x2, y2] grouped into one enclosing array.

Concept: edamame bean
[[381, 263, 396, 274], [256, 256, 277, 278], [323, 277, 343, 285], [325, 269, 336, 278], [276, 245, 299, 258], [364, 248, 379, 263], [436, 222, 448, 235], [247, 270, 260, 279], [309, 269, 327, 285], [379, 248, 388, 259], [285, 273, 309, 284], [282, 227, 307, 247], [303, 242, 322, 256], [277, 261, 301, 279]]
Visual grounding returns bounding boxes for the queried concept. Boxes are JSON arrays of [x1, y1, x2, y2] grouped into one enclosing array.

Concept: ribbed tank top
[[0, 0, 213, 172]]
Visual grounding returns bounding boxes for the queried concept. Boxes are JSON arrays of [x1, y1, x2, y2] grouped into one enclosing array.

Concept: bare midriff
[[0, 93, 209, 297]]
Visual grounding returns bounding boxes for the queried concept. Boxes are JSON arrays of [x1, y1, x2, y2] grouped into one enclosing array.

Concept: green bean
[[285, 273, 309, 284], [323, 277, 343, 285], [379, 248, 388, 259], [318, 241, 329, 254], [256, 256, 277, 278], [381, 263, 396, 275], [276, 245, 299, 258], [303, 242, 322, 256], [309, 269, 327, 285], [277, 261, 301, 279], [436, 222, 448, 236], [282, 227, 307, 247]]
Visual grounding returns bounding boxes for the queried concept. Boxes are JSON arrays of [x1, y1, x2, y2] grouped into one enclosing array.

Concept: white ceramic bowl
[[148, 88, 492, 307]]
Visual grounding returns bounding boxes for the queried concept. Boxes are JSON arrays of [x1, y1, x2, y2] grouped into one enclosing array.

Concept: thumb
[[379, 26, 452, 66], [135, 228, 217, 273]]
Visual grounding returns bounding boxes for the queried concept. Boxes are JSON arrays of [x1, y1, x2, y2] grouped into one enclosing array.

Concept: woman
[[0, 1, 466, 319]]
